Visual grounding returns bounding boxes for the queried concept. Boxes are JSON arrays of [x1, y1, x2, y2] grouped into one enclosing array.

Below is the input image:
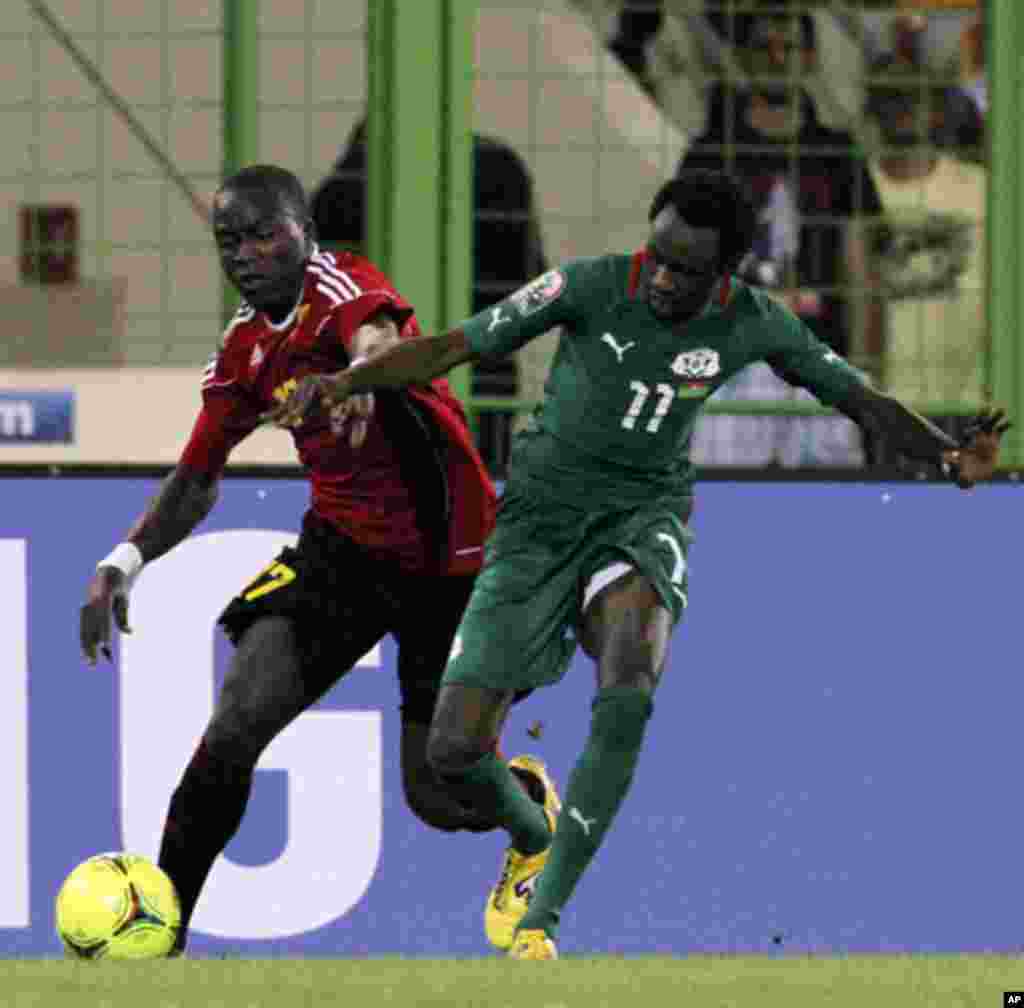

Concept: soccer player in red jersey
[[79, 165, 541, 952]]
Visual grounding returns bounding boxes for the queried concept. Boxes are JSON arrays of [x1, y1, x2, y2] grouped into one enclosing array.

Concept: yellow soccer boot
[[508, 928, 558, 960], [484, 755, 562, 950]]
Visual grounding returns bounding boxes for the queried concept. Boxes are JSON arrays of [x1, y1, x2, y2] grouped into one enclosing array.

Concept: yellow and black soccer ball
[[55, 852, 181, 960]]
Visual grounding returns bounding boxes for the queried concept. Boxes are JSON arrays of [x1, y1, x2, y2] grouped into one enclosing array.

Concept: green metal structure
[[221, 0, 260, 324], [988, 0, 1024, 467], [365, 0, 474, 405]]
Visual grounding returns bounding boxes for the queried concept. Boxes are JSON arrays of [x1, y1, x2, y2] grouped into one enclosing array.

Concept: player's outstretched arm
[[838, 383, 1011, 488], [123, 464, 220, 562], [261, 329, 476, 429], [80, 465, 220, 666], [328, 310, 402, 450]]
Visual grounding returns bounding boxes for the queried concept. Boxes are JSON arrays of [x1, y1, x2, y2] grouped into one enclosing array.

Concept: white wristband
[[97, 542, 144, 587]]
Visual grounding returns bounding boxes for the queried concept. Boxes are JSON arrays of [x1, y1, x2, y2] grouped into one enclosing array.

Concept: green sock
[[444, 752, 551, 855], [518, 686, 653, 940]]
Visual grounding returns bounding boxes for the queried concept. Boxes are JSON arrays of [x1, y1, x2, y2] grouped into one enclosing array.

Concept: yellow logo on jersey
[[296, 303, 310, 326], [273, 378, 298, 403]]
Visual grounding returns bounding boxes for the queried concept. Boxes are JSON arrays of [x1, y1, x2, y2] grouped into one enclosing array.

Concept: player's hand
[[329, 392, 374, 450], [80, 566, 132, 667], [259, 372, 351, 430], [942, 407, 1012, 489]]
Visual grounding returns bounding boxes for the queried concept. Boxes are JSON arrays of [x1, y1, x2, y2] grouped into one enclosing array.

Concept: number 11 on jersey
[[621, 381, 674, 433]]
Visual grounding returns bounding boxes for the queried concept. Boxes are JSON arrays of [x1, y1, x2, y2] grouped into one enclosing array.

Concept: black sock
[[157, 739, 255, 936]]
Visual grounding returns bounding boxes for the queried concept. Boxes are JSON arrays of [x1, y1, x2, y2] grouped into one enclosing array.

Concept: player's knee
[[596, 606, 670, 693], [601, 641, 661, 693], [203, 704, 261, 766], [205, 679, 277, 766], [206, 617, 301, 764]]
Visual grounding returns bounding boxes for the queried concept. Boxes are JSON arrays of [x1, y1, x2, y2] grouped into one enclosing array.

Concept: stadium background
[[1, 0, 1023, 969], [2, 0, 1022, 467]]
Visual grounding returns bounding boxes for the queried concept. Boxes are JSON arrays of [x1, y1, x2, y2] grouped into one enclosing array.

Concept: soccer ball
[[55, 853, 181, 960]]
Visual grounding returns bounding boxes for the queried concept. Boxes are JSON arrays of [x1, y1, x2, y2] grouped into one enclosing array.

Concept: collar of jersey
[[261, 296, 302, 332], [702, 276, 735, 315]]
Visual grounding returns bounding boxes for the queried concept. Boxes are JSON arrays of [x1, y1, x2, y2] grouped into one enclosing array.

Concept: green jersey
[[464, 253, 866, 510]]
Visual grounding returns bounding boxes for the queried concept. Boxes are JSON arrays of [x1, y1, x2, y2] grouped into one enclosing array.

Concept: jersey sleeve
[[758, 297, 867, 408], [332, 288, 415, 353], [179, 345, 261, 474], [314, 256, 416, 354], [463, 262, 587, 358]]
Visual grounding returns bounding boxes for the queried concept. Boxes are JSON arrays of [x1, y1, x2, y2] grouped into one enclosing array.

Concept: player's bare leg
[[426, 684, 535, 836], [399, 721, 498, 832], [427, 684, 560, 948], [158, 615, 321, 952], [511, 571, 668, 958]]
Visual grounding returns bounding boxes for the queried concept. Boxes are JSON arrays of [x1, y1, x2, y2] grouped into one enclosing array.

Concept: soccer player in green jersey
[[264, 170, 1010, 960]]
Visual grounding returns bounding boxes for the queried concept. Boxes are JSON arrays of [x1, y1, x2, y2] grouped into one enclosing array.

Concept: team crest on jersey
[[510, 269, 566, 317], [249, 345, 265, 372], [671, 348, 720, 380]]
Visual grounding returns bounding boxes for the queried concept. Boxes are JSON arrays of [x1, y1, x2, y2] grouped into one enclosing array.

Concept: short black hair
[[219, 164, 310, 220], [650, 170, 758, 272]]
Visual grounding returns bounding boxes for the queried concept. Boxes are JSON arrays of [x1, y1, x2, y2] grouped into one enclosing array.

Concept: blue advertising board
[[0, 390, 74, 443], [0, 475, 1020, 957]]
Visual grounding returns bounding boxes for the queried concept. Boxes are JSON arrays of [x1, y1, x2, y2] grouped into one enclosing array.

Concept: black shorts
[[218, 512, 480, 724]]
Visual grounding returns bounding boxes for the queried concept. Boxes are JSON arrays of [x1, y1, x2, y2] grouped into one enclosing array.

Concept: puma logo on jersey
[[488, 306, 512, 332], [569, 807, 598, 836], [602, 332, 636, 362]]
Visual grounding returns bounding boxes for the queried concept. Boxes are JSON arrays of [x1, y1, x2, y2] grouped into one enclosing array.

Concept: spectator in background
[[952, 8, 985, 160], [679, 0, 883, 467], [958, 9, 985, 116], [860, 6, 984, 163], [311, 121, 548, 475], [863, 55, 987, 466]]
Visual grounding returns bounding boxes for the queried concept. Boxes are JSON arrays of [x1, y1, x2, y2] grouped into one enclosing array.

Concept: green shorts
[[442, 488, 694, 693]]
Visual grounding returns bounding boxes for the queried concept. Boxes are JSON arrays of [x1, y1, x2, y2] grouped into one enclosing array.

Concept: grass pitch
[[1, 955, 1020, 1008]]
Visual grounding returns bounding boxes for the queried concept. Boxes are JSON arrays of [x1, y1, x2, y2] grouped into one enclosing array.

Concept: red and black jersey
[[180, 247, 496, 575]]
